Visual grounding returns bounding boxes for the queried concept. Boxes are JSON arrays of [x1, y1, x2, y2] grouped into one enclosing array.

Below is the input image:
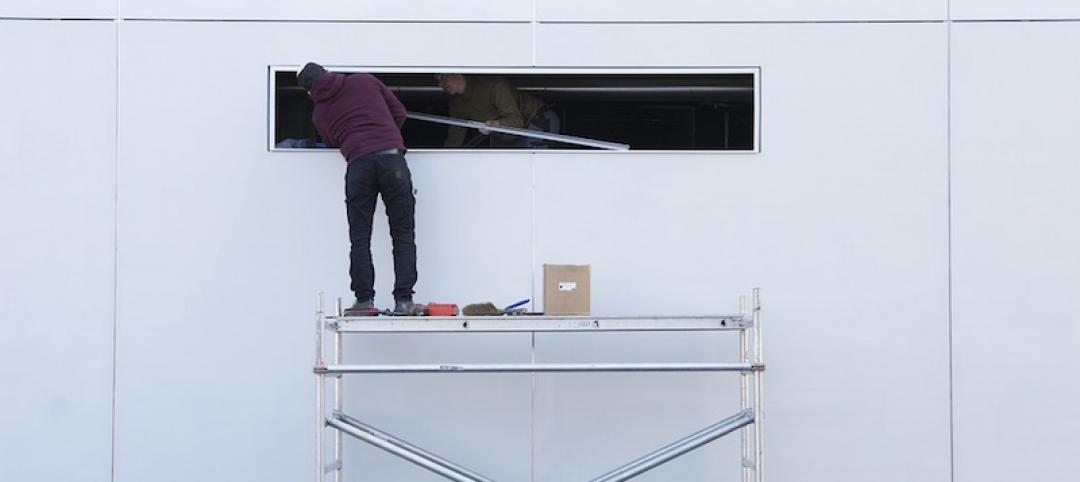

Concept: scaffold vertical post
[[333, 299, 343, 482], [740, 294, 751, 482], [315, 293, 326, 482], [753, 288, 764, 482]]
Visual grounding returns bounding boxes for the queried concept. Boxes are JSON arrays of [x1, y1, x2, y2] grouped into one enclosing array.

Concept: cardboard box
[[543, 264, 590, 315]]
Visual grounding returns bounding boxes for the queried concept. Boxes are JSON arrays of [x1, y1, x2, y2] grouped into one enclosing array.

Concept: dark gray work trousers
[[344, 151, 417, 302]]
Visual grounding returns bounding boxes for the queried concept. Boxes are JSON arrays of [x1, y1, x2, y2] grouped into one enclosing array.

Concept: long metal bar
[[406, 111, 630, 151], [330, 315, 749, 334], [740, 295, 751, 482], [380, 86, 753, 94], [315, 293, 325, 482], [753, 288, 765, 482], [320, 362, 755, 374], [589, 410, 755, 482], [517, 86, 752, 94], [333, 329, 343, 482], [326, 417, 483, 482], [334, 412, 497, 482], [590, 408, 751, 482]]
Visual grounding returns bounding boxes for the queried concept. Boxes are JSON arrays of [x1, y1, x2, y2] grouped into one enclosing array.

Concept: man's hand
[[479, 120, 500, 135]]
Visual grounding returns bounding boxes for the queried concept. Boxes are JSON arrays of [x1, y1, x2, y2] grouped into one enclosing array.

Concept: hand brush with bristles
[[462, 302, 501, 316]]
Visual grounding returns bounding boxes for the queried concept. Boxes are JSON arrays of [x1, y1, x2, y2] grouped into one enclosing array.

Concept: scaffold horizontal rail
[[317, 362, 757, 374], [328, 315, 750, 333]]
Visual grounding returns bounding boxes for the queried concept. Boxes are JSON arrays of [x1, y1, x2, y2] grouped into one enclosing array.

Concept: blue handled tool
[[504, 299, 530, 311]]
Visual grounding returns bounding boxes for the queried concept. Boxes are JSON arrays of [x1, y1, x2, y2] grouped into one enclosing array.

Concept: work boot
[[392, 299, 425, 316], [343, 299, 378, 317]]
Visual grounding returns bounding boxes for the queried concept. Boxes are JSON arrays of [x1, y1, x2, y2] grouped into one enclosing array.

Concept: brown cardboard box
[[543, 264, 590, 315]]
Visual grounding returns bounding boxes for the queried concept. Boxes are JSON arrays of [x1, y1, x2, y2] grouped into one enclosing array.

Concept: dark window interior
[[273, 71, 755, 150]]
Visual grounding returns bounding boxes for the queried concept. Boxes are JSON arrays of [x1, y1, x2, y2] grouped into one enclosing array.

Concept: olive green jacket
[[445, 76, 544, 147]]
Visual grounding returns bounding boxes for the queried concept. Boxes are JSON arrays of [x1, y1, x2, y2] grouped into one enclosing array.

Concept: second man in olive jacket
[[436, 74, 560, 148]]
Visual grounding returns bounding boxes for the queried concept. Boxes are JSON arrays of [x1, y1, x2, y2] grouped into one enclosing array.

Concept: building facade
[[2, 1, 1079, 481]]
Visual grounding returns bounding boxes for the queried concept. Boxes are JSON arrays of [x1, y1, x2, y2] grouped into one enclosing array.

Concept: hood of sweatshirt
[[309, 72, 346, 103]]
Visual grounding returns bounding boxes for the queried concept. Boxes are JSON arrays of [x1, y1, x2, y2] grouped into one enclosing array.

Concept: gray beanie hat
[[297, 62, 327, 91]]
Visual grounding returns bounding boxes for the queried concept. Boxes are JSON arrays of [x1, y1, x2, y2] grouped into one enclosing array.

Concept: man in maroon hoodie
[[298, 62, 419, 316]]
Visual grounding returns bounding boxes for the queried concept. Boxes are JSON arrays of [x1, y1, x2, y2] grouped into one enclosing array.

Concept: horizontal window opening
[[271, 69, 758, 152]]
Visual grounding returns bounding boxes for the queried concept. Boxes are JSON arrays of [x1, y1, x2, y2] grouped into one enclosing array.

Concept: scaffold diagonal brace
[[327, 411, 497, 482], [588, 409, 756, 482]]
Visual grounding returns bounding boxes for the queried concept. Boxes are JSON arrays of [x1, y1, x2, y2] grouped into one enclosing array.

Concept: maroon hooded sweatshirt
[[309, 72, 407, 161]]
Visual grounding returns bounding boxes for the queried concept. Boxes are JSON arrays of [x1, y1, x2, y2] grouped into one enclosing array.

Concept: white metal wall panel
[[533, 23, 951, 482], [339, 154, 536, 481], [952, 0, 1080, 20], [342, 333, 534, 481], [113, 21, 533, 482], [0, 21, 116, 482], [119, 0, 530, 22], [0, 0, 115, 18], [951, 22, 1080, 482], [536, 0, 944, 22]]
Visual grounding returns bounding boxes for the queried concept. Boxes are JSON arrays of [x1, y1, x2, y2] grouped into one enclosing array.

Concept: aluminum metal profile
[[326, 417, 487, 482], [752, 288, 765, 482], [329, 315, 750, 333], [739, 295, 752, 482], [315, 293, 326, 482], [589, 409, 756, 482], [384, 86, 751, 94], [319, 362, 754, 374], [332, 330, 343, 482], [334, 412, 497, 482], [406, 111, 630, 151]]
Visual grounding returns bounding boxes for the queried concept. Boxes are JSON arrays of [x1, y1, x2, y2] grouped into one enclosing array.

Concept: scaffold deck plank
[[327, 315, 750, 333]]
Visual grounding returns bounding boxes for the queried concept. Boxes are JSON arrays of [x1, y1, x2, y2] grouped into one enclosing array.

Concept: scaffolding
[[313, 289, 765, 482]]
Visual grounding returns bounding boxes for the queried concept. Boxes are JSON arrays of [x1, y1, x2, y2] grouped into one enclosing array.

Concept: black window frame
[[268, 66, 761, 154]]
